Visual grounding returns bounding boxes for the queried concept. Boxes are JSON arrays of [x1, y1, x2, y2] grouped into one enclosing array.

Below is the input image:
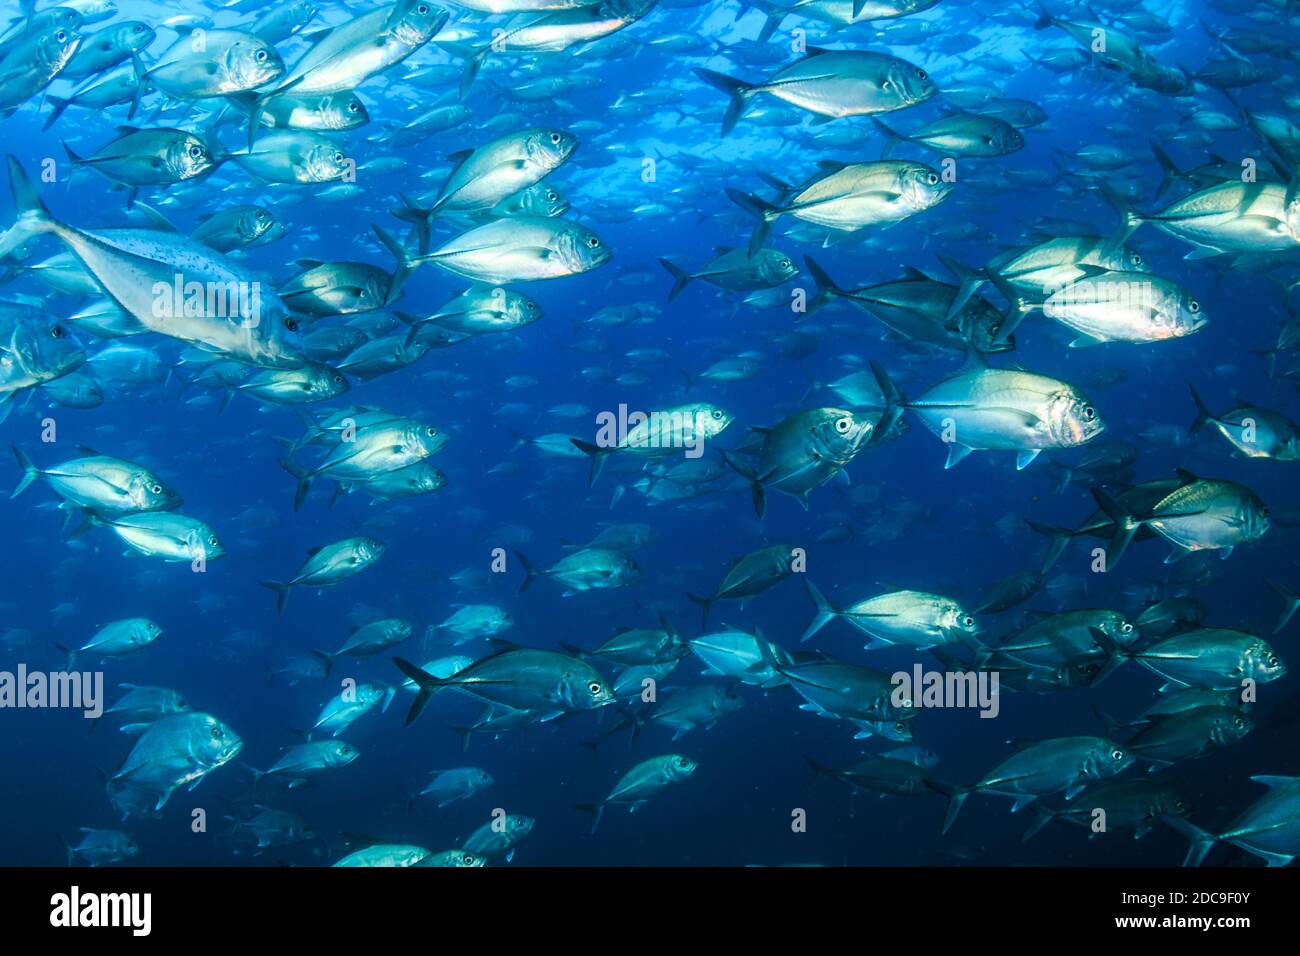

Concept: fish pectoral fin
[[1015, 449, 1042, 470]]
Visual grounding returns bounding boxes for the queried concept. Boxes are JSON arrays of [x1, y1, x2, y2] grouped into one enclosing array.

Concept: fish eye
[[926, 172, 939, 185], [56, 30, 67, 41], [548, 191, 558, 201], [333, 152, 345, 163], [677, 757, 690, 767], [463, 854, 474, 864], [1082, 406, 1096, 420], [550, 132, 562, 144], [211, 727, 223, 739], [881, 80, 892, 91], [347, 101, 360, 113], [340, 745, 351, 754], [333, 374, 344, 384], [1111, 749, 1124, 761], [208, 535, 218, 545], [916, 69, 927, 80], [1234, 717, 1245, 729], [1121, 622, 1133, 633], [712, 409, 723, 419], [417, 2, 430, 12], [256, 210, 268, 221], [284, 318, 299, 332], [189, 145, 204, 160], [256, 49, 268, 62], [50, 324, 65, 339], [1188, 300, 1200, 313], [1131, 253, 1143, 266], [426, 426, 437, 436], [835, 416, 852, 433], [587, 681, 602, 695], [151, 483, 162, 494], [963, 616, 974, 627], [587, 236, 600, 248]]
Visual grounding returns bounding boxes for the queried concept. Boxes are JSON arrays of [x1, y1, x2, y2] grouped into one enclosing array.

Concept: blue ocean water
[[0, 0, 1297, 868]]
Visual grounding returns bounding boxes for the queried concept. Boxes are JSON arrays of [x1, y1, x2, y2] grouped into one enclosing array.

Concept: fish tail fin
[[687, 592, 714, 631], [800, 578, 839, 643], [10, 445, 39, 498], [802, 254, 844, 316], [1047, 463, 1074, 496], [1022, 803, 1057, 842], [658, 257, 691, 303], [719, 449, 766, 518], [448, 724, 473, 753], [870, 117, 904, 160], [1090, 704, 1122, 737], [307, 648, 333, 677], [513, 549, 538, 593], [53, 642, 76, 671], [725, 187, 779, 258], [1024, 518, 1072, 571], [388, 194, 435, 255], [1086, 626, 1134, 686], [277, 458, 311, 512], [372, 224, 415, 304], [692, 67, 755, 136], [984, 265, 1033, 344], [43, 95, 70, 132], [1089, 487, 1141, 568], [1265, 577, 1300, 633], [1187, 382, 1213, 435], [459, 46, 491, 100], [573, 802, 604, 834], [924, 779, 970, 835], [1099, 181, 1144, 256], [868, 360, 906, 444], [800, 754, 837, 790], [392, 657, 447, 725], [1149, 140, 1186, 202], [1157, 813, 1217, 867], [1032, 1, 1056, 29], [260, 580, 292, 615], [936, 252, 987, 325], [0, 156, 55, 259], [568, 438, 612, 487]]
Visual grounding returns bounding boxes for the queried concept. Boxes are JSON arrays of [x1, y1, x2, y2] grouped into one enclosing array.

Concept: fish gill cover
[[0, 0, 1296, 871]]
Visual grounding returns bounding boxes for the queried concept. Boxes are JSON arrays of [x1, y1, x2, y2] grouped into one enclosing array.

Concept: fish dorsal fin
[[1174, 467, 1199, 484], [901, 266, 930, 281], [488, 637, 522, 652], [76, 445, 102, 457]]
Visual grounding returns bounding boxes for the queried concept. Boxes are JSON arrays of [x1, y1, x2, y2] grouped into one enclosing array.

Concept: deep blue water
[[0, 0, 1298, 867]]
